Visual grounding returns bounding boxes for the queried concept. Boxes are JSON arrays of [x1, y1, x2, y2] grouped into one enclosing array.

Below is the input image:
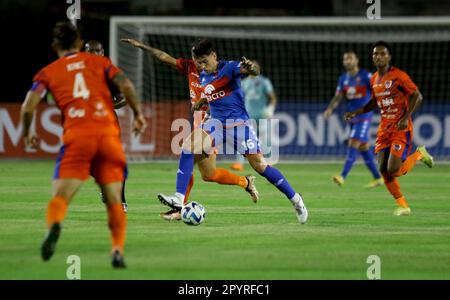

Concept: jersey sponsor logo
[[393, 144, 402, 151], [384, 80, 393, 89], [190, 81, 202, 88], [386, 107, 398, 113], [375, 91, 391, 97], [189, 89, 196, 99], [381, 98, 394, 107], [94, 102, 107, 117], [202, 84, 226, 102], [347, 87, 356, 96], [68, 107, 85, 118], [204, 84, 215, 94]]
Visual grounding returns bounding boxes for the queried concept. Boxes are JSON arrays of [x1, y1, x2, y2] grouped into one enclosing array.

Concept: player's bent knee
[[246, 154, 267, 174], [100, 182, 123, 204], [182, 128, 212, 155], [251, 161, 267, 174]]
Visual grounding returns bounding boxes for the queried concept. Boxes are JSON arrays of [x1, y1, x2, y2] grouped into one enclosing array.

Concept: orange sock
[[107, 203, 127, 254], [393, 151, 422, 177], [205, 168, 248, 188], [46, 196, 68, 227], [395, 196, 409, 208], [382, 173, 403, 199], [184, 175, 195, 205]]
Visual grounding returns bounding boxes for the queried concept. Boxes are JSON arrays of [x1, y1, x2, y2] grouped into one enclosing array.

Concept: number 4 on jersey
[[73, 72, 90, 100]]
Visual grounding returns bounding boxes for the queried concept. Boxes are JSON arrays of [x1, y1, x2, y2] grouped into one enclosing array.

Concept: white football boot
[[291, 193, 308, 224], [157, 192, 183, 211]]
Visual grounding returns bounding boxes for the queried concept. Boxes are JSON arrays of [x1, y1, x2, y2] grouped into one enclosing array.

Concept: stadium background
[[1, 0, 450, 160], [1, 0, 450, 282]]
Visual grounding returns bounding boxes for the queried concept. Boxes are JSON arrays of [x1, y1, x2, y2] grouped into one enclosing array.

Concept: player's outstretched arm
[[398, 89, 423, 130], [120, 38, 177, 69], [240, 57, 260, 76], [324, 92, 344, 119], [112, 72, 147, 135], [344, 98, 377, 121], [20, 91, 42, 149]]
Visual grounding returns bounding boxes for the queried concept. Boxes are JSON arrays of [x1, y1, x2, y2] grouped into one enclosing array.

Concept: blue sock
[[261, 165, 296, 199], [176, 151, 194, 195], [341, 147, 359, 179], [360, 149, 381, 179]]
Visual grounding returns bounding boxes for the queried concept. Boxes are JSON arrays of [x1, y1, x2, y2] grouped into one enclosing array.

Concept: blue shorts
[[201, 119, 261, 155], [349, 120, 371, 143]]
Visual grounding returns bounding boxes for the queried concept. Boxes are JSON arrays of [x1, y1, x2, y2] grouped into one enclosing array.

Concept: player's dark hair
[[343, 50, 358, 58], [191, 38, 215, 58], [53, 22, 81, 50], [371, 40, 392, 55]]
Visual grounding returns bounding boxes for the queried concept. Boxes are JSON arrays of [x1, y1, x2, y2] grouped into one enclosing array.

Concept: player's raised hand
[[344, 112, 356, 121], [241, 56, 259, 76], [121, 38, 144, 48], [24, 133, 38, 150], [132, 113, 147, 136], [240, 56, 252, 67]]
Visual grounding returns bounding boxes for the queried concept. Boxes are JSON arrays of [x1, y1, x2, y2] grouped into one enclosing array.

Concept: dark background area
[[1, 0, 450, 102]]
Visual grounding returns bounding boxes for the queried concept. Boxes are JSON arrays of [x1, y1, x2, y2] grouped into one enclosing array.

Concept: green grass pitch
[[0, 160, 449, 279]]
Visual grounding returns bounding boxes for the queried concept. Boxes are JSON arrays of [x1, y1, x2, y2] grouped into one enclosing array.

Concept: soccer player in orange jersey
[[345, 41, 434, 216], [121, 38, 259, 221], [20, 22, 146, 268]]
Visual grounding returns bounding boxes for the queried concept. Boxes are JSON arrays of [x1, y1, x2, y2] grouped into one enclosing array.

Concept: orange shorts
[[53, 134, 127, 184], [375, 130, 413, 161]]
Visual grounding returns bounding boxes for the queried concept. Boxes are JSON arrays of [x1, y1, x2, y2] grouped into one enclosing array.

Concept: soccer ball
[[181, 201, 206, 226]]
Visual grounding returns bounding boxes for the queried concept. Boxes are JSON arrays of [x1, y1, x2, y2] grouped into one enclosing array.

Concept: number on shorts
[[242, 139, 255, 150]]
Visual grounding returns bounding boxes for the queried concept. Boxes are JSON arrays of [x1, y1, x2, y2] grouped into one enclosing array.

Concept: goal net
[[110, 17, 450, 161]]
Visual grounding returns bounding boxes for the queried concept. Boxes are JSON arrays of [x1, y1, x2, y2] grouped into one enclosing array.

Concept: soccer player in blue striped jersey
[[324, 51, 383, 188], [189, 39, 307, 223]]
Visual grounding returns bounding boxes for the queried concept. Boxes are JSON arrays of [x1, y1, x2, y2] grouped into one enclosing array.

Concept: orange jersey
[[32, 52, 122, 141], [176, 58, 208, 127], [371, 66, 418, 134]]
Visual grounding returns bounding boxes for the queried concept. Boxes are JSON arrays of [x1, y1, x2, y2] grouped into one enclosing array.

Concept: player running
[[121, 38, 259, 221], [21, 22, 146, 267], [85, 40, 129, 213], [155, 39, 308, 223], [345, 41, 434, 216], [324, 51, 383, 188]]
